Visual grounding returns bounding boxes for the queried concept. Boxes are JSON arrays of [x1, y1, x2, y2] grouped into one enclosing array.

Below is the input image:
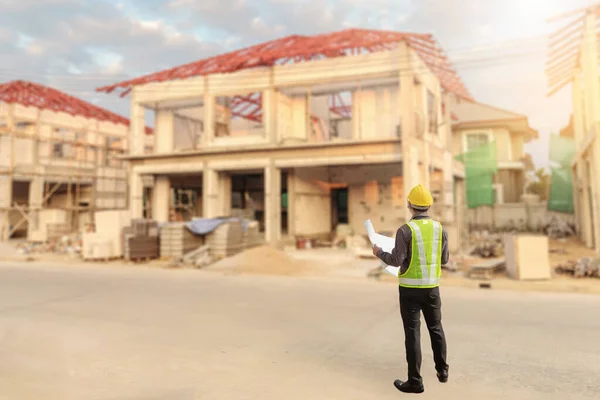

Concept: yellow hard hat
[[407, 184, 433, 207]]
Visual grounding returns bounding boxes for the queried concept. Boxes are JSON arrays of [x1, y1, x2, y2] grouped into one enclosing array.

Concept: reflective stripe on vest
[[398, 219, 442, 288]]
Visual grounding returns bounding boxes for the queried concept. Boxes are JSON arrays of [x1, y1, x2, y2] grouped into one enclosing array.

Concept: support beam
[[398, 46, 416, 221], [0, 175, 11, 241], [0, 104, 14, 241], [263, 88, 276, 143], [28, 177, 44, 237], [203, 92, 215, 146], [286, 170, 296, 236], [130, 172, 144, 219], [264, 163, 281, 245], [152, 176, 171, 223], [219, 173, 232, 217], [202, 167, 220, 218], [130, 92, 146, 156]]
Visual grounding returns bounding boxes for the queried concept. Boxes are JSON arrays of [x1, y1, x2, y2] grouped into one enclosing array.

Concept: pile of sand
[[207, 245, 315, 276]]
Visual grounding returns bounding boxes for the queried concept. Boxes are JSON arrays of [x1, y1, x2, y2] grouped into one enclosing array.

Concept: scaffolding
[[0, 102, 129, 242]]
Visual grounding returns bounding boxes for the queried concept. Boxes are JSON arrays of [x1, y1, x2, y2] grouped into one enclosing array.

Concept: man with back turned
[[372, 184, 449, 394]]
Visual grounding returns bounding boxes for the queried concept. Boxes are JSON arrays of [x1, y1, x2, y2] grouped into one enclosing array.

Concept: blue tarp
[[185, 217, 248, 235]]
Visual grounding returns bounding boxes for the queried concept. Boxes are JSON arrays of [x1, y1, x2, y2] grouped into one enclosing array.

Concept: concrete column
[[286, 170, 296, 236], [154, 110, 175, 154], [130, 92, 145, 156], [0, 175, 12, 241], [203, 167, 220, 218], [581, 12, 600, 131], [422, 144, 431, 188], [398, 45, 416, 221], [152, 176, 171, 223], [27, 177, 43, 235], [219, 173, 232, 216], [0, 104, 14, 241], [442, 152, 455, 223], [263, 88, 276, 143], [129, 172, 144, 219], [203, 94, 215, 146], [591, 140, 600, 254], [454, 178, 467, 247], [351, 91, 361, 140], [264, 163, 281, 245]]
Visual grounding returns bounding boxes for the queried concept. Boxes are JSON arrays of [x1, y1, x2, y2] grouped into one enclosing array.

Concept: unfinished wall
[[467, 203, 573, 231], [174, 114, 203, 150], [277, 92, 308, 142], [329, 164, 404, 234], [355, 87, 399, 140], [289, 167, 331, 236]]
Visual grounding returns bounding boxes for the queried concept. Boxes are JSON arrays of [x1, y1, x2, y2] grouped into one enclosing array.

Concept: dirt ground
[[1, 238, 599, 296], [547, 237, 598, 266]]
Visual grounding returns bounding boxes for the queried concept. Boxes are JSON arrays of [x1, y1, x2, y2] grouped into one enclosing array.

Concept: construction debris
[[16, 234, 82, 256], [555, 257, 600, 278], [469, 231, 504, 258], [467, 258, 506, 280], [180, 244, 212, 268], [543, 216, 576, 239]]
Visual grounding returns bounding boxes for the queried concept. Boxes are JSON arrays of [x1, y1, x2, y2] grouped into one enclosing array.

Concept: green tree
[[527, 168, 551, 200]]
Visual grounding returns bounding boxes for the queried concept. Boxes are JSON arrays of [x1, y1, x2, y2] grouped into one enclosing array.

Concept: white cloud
[[1, 0, 592, 167]]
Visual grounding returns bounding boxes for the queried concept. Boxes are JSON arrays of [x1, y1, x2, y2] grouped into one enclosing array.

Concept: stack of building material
[[243, 220, 262, 249], [504, 234, 551, 280], [82, 232, 113, 261], [93, 210, 131, 257], [160, 222, 204, 258], [82, 210, 130, 260], [206, 219, 245, 259], [123, 219, 159, 261]]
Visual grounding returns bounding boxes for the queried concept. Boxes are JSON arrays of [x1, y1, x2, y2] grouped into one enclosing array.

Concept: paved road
[[0, 262, 598, 400]]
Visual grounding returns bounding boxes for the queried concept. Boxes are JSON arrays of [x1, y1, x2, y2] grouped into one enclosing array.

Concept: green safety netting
[[548, 133, 576, 213], [548, 167, 574, 213], [455, 141, 498, 208]]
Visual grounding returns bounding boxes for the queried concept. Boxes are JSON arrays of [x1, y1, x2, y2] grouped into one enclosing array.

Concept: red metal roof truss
[[97, 28, 472, 121], [0, 80, 152, 133]]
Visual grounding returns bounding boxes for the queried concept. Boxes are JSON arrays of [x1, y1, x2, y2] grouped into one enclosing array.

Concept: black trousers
[[399, 286, 448, 385]]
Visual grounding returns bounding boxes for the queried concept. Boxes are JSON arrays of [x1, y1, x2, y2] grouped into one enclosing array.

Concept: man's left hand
[[372, 245, 382, 257]]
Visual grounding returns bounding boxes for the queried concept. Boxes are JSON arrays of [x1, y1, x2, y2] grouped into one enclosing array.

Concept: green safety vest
[[398, 219, 443, 288]]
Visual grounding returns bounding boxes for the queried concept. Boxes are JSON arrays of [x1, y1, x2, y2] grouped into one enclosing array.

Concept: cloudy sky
[[0, 0, 594, 167]]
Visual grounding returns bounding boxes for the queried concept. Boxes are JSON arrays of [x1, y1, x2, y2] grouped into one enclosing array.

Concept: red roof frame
[[96, 28, 472, 121], [0, 80, 152, 133]]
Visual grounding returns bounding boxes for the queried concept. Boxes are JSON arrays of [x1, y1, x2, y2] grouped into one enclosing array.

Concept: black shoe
[[393, 379, 424, 394], [437, 370, 448, 383]]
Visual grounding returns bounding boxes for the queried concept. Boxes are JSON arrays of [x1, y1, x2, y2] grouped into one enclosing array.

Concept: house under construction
[[0, 80, 149, 242], [97, 29, 471, 247], [547, 6, 600, 254]]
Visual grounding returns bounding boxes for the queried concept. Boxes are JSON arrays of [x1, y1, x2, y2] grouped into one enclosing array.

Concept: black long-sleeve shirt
[[375, 214, 449, 274]]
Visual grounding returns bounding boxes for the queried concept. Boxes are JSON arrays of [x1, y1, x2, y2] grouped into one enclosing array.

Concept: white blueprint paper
[[364, 219, 400, 277]]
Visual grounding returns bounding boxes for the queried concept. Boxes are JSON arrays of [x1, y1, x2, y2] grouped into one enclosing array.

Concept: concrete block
[[504, 234, 551, 280]]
